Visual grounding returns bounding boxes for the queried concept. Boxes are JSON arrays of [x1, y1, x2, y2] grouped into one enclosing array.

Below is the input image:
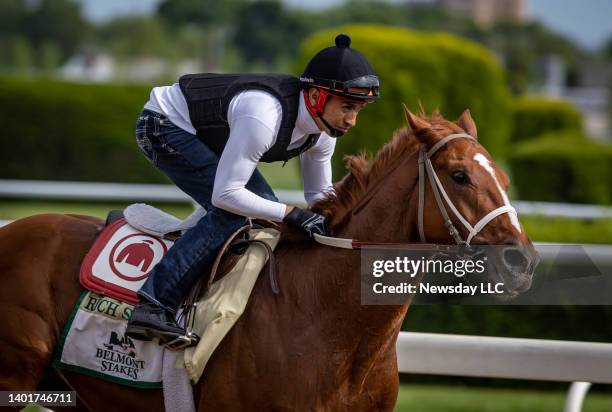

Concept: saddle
[[119, 203, 280, 294], [88, 204, 280, 350]]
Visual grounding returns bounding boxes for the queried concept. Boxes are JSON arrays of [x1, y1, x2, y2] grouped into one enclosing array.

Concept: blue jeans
[[135, 109, 278, 313]]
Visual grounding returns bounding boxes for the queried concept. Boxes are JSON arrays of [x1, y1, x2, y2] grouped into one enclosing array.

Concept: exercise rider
[[125, 33, 380, 346]]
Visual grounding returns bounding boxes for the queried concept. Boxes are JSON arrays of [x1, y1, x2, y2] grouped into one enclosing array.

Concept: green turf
[[394, 384, 612, 412]]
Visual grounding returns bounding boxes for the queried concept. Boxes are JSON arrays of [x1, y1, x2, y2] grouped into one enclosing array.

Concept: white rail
[[0, 179, 305, 205], [1, 179, 612, 219], [397, 332, 612, 383], [396, 332, 612, 412]]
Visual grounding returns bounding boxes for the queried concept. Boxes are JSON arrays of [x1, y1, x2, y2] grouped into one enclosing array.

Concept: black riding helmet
[[300, 34, 379, 137], [300, 33, 380, 101]]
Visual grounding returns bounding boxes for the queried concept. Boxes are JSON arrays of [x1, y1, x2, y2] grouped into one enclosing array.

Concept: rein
[[315, 133, 518, 249]]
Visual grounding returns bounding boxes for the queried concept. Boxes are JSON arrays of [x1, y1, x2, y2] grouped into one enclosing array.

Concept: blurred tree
[[172, 25, 210, 63], [155, 0, 246, 71], [0, 0, 28, 36], [0, 0, 88, 70], [96, 16, 176, 60], [22, 0, 88, 61], [156, 0, 244, 27], [320, 0, 472, 32], [604, 36, 612, 133], [233, 0, 310, 67], [603, 35, 612, 61], [40, 41, 61, 75], [6, 37, 33, 75], [312, 2, 583, 95], [295, 2, 582, 94], [466, 21, 583, 93]]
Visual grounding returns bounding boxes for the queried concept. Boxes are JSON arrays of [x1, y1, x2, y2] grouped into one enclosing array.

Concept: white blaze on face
[[473, 153, 522, 233]]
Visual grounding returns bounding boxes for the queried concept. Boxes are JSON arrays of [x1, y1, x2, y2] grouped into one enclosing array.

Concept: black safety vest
[[178, 73, 320, 163]]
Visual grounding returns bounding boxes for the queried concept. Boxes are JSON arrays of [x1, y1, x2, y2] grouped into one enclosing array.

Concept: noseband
[[417, 133, 517, 245], [313, 133, 518, 249]]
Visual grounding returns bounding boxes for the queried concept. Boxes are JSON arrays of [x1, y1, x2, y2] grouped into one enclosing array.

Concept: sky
[[77, 0, 612, 51]]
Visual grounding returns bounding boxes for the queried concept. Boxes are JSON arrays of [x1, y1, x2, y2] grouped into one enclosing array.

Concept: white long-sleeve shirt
[[144, 83, 335, 222]]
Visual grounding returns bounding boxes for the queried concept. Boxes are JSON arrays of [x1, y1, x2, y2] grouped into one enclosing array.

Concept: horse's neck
[[296, 192, 417, 385], [291, 152, 420, 368], [338, 153, 420, 243]]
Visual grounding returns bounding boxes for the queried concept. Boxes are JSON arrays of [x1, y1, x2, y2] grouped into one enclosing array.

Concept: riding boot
[[125, 302, 185, 343]]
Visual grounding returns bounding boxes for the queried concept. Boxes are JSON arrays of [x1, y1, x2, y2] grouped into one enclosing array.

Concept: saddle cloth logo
[[53, 291, 163, 388], [81, 218, 174, 304]]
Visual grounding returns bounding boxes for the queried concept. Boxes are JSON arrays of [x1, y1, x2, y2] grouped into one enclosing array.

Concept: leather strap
[[208, 225, 253, 288], [315, 132, 519, 249]]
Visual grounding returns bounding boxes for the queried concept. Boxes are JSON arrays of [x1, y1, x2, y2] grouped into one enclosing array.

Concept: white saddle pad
[[54, 292, 195, 412], [124, 203, 207, 238]]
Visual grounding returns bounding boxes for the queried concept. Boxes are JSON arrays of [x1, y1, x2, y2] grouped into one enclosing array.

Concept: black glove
[[283, 207, 327, 238]]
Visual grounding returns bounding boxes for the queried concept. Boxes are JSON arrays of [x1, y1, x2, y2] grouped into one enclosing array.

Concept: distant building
[[577, 57, 612, 89], [537, 55, 611, 140], [60, 51, 115, 83], [569, 56, 612, 139], [437, 0, 526, 26], [564, 87, 610, 140], [59, 51, 204, 84]]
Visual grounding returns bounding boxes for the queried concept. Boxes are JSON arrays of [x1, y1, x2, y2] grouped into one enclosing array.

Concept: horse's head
[[404, 107, 538, 297]]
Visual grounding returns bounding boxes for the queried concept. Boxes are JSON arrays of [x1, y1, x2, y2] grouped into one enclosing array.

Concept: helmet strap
[[318, 115, 345, 137], [303, 89, 346, 138]]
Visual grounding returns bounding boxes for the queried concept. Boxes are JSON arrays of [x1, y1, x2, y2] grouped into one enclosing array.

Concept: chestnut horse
[[0, 109, 537, 411]]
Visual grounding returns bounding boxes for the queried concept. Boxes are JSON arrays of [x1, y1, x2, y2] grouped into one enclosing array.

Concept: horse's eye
[[452, 170, 469, 185]]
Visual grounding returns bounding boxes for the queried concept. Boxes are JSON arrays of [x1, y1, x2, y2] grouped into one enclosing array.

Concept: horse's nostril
[[503, 248, 529, 272]]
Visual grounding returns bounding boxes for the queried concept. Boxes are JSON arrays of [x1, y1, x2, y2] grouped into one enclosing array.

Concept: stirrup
[[163, 331, 200, 351]]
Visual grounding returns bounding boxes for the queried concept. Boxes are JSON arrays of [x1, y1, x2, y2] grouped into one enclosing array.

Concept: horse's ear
[[403, 104, 431, 131], [457, 109, 478, 139], [404, 104, 438, 147]]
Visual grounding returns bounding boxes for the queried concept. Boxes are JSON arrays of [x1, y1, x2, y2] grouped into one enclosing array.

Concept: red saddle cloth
[[80, 218, 175, 304]]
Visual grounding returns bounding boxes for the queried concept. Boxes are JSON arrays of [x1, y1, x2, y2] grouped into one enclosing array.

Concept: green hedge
[[296, 25, 511, 178], [511, 96, 583, 143], [0, 77, 168, 183], [405, 306, 612, 343], [508, 133, 612, 204]]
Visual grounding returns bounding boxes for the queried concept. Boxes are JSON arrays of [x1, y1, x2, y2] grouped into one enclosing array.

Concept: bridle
[[418, 133, 517, 245], [314, 132, 518, 249]]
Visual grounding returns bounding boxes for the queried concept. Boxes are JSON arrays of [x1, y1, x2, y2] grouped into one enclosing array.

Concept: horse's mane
[[312, 110, 464, 228]]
